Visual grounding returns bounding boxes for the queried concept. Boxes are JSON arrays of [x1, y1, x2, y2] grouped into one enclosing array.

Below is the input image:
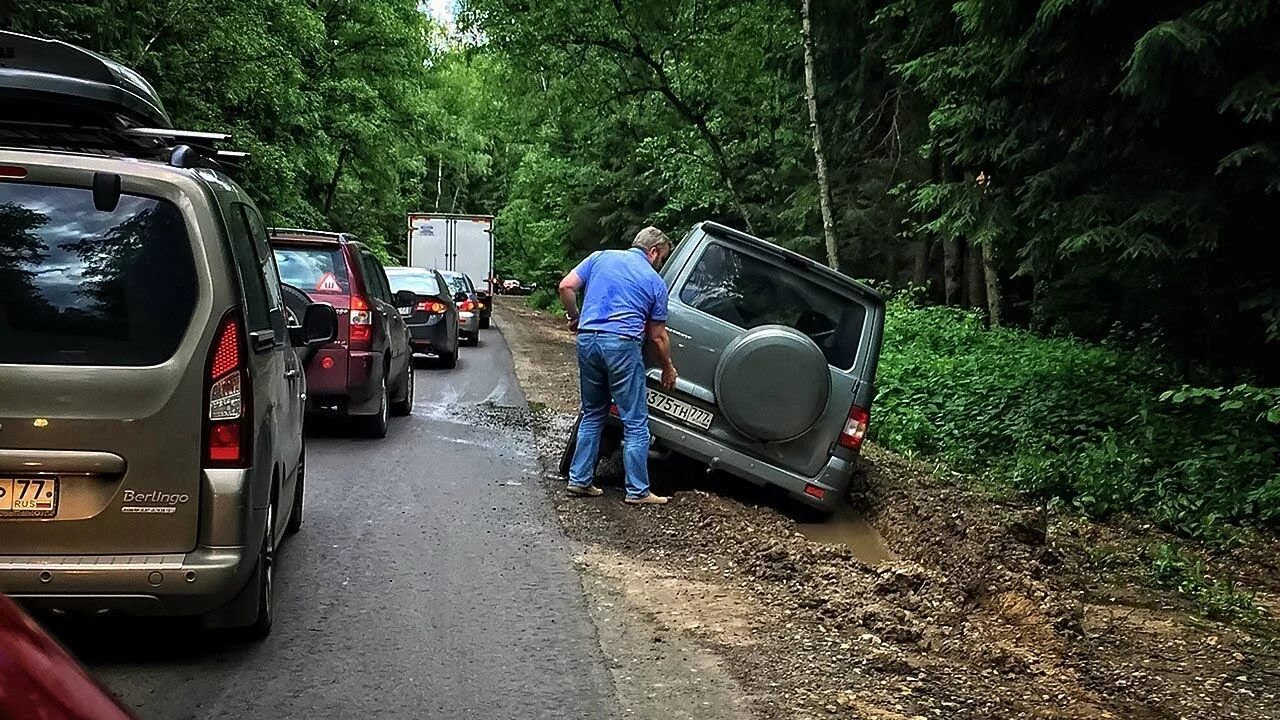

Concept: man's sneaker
[[624, 493, 670, 505], [565, 483, 604, 497]]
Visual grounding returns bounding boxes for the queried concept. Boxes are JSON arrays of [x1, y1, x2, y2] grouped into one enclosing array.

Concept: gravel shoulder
[[495, 298, 1280, 720]]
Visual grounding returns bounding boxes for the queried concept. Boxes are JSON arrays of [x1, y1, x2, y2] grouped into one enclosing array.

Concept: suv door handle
[[284, 369, 300, 379]]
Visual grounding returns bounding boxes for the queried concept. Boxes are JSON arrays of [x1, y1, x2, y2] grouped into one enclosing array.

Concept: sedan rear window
[[273, 245, 349, 294], [386, 270, 441, 296], [678, 242, 867, 370], [0, 182, 197, 366]]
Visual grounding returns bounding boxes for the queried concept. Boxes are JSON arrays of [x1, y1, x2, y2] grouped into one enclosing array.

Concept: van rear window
[[0, 182, 197, 366], [678, 242, 867, 370], [273, 245, 350, 294]]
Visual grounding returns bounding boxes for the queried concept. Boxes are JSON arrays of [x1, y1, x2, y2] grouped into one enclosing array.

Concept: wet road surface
[[54, 329, 620, 719]]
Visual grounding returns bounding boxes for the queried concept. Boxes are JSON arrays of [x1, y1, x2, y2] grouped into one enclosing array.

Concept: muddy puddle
[[795, 503, 896, 564]]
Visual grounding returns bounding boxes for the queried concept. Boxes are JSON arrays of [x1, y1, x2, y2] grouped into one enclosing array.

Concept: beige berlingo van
[[0, 31, 336, 639]]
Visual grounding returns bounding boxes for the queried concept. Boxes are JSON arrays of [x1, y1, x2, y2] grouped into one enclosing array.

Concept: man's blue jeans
[[569, 332, 652, 499]]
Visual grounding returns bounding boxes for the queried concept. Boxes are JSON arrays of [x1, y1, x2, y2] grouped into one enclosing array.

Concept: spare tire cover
[[714, 325, 830, 442]]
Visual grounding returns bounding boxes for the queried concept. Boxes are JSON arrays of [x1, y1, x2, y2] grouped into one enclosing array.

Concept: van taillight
[[350, 295, 372, 345], [205, 310, 251, 467], [839, 405, 870, 451]]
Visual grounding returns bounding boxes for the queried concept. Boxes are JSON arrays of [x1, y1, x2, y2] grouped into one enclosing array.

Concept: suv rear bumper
[[0, 543, 254, 617], [648, 415, 854, 511]]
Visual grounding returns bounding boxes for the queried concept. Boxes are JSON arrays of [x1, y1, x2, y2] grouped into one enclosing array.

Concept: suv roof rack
[[0, 31, 248, 172]]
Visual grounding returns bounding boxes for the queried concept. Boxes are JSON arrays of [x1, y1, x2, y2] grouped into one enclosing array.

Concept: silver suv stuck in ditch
[[0, 32, 336, 638], [563, 221, 884, 512]]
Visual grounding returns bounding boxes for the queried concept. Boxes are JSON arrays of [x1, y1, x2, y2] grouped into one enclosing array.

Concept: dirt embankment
[[494, 298, 1280, 720]]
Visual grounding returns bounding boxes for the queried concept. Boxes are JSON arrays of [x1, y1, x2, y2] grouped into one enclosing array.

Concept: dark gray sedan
[[385, 266, 461, 368]]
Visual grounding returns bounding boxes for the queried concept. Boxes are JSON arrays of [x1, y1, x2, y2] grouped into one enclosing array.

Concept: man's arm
[[558, 270, 584, 332], [647, 321, 678, 389]]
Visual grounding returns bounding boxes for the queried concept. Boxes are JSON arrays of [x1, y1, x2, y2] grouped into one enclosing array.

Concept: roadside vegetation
[[7, 0, 1276, 581]]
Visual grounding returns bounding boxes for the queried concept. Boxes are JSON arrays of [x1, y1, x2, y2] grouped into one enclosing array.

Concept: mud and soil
[[495, 298, 1280, 720]]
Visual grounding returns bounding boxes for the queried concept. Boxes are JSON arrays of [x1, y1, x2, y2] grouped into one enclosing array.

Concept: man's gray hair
[[631, 226, 671, 250]]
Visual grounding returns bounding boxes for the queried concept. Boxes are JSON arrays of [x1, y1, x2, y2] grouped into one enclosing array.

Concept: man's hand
[[661, 362, 678, 390], [566, 313, 579, 333]]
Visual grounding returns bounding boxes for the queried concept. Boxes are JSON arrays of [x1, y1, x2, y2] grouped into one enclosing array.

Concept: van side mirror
[[394, 289, 417, 307], [291, 303, 337, 347]]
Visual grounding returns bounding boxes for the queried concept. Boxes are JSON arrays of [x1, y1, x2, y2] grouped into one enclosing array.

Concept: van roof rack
[[0, 31, 248, 172]]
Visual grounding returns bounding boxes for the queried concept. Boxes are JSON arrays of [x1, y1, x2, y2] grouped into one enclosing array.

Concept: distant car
[[502, 278, 523, 294], [561, 221, 885, 514], [0, 595, 135, 719], [270, 229, 416, 436], [440, 270, 481, 346], [0, 31, 338, 639], [468, 274, 493, 329], [385, 266, 461, 368]]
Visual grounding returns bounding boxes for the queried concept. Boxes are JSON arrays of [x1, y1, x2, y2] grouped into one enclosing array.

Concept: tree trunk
[[942, 237, 961, 306], [801, 0, 840, 271], [982, 240, 1004, 326], [434, 157, 443, 211], [967, 239, 985, 311], [322, 146, 348, 216], [912, 238, 931, 291]]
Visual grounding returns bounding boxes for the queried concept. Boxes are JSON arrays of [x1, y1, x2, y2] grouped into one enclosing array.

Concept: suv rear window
[[678, 241, 867, 370], [273, 244, 350, 294], [0, 182, 197, 366]]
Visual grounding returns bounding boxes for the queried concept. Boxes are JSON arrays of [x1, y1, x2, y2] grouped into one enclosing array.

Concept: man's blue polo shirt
[[573, 248, 669, 339]]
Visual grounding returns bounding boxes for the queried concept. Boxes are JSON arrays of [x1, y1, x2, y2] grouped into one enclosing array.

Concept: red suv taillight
[[839, 405, 870, 451], [459, 299, 476, 312], [349, 295, 372, 347], [205, 310, 252, 467], [415, 300, 448, 314]]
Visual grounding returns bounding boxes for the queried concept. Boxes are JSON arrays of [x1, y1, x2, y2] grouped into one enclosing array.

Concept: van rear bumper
[[0, 543, 253, 617], [647, 415, 856, 511]]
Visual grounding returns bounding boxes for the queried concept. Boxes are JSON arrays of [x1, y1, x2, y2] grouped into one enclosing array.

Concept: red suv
[[270, 229, 415, 437]]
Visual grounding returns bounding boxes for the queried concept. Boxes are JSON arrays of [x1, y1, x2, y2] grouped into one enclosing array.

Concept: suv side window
[[237, 203, 286, 341], [360, 252, 392, 303], [226, 203, 272, 334], [434, 271, 450, 298]]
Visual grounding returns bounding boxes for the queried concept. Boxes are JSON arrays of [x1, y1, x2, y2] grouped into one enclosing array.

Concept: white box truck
[[407, 212, 494, 328]]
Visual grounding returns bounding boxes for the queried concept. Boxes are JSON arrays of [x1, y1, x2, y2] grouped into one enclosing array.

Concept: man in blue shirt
[[558, 226, 678, 505]]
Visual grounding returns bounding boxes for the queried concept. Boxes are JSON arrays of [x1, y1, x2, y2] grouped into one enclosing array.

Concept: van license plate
[[0, 477, 58, 518], [647, 390, 714, 430]]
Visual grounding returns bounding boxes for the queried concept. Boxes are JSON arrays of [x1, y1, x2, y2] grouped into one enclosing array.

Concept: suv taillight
[[350, 295, 372, 346], [459, 299, 476, 312], [205, 310, 252, 467], [839, 405, 870, 451]]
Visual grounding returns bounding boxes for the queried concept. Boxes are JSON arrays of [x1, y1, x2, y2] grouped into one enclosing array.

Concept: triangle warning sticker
[[315, 272, 341, 291]]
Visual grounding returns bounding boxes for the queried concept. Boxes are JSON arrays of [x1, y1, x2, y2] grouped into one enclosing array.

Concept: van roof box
[[0, 31, 172, 129]]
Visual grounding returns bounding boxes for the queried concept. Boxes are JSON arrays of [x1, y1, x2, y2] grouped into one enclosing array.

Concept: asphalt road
[[55, 329, 620, 719]]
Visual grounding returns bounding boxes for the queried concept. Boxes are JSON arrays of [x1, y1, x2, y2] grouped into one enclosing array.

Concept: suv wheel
[[357, 372, 390, 438], [286, 446, 305, 536], [391, 364, 414, 416]]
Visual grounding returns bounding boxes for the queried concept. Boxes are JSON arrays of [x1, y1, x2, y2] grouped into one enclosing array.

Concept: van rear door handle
[[284, 369, 299, 379]]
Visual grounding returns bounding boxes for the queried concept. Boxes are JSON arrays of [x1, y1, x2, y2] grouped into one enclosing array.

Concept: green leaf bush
[[875, 298, 1279, 537]]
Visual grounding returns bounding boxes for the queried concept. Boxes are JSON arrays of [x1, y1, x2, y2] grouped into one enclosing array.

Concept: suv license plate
[[647, 389, 714, 430], [0, 477, 58, 518]]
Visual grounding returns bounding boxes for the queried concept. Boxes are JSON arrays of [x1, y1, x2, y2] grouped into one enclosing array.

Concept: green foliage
[[8, 0, 459, 257], [875, 297, 1280, 537], [1147, 542, 1259, 623]]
